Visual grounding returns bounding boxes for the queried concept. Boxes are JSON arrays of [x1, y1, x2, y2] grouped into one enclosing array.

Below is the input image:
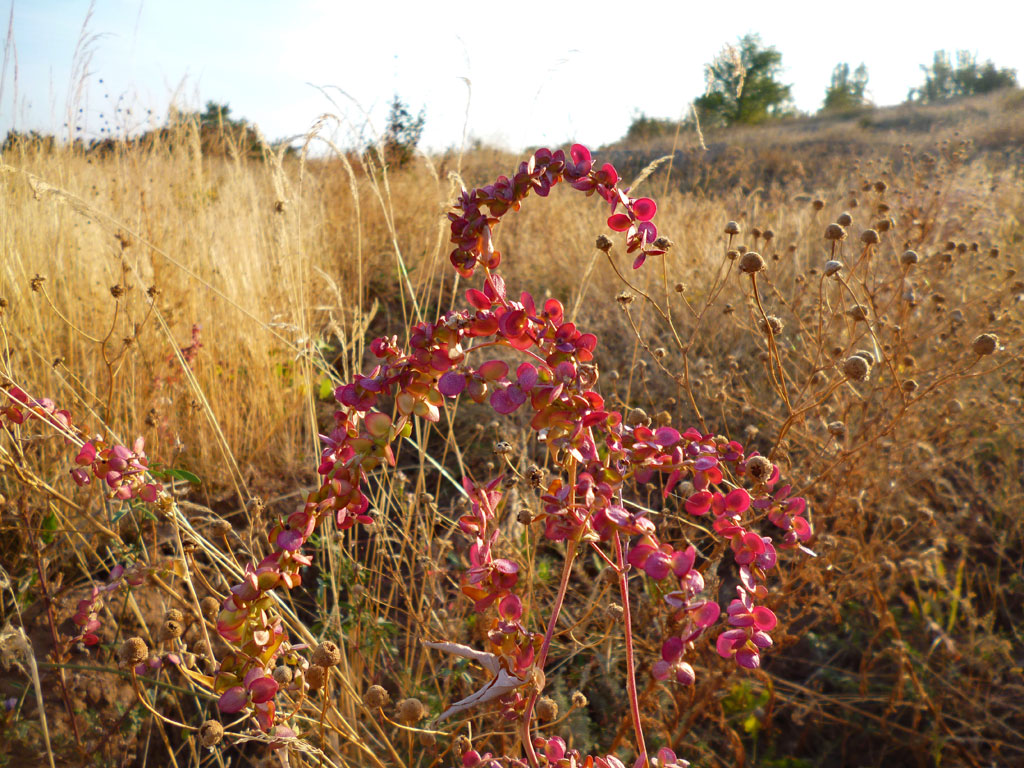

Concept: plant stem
[[519, 463, 580, 767], [615, 531, 647, 766]]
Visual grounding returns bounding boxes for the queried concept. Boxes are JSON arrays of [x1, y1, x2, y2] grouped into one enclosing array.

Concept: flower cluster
[[448, 144, 668, 275], [71, 437, 163, 502]]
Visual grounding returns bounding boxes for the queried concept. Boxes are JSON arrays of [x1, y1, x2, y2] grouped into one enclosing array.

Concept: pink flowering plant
[[0, 142, 812, 767]]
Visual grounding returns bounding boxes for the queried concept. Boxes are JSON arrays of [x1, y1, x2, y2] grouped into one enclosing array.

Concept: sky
[[2, 0, 1023, 152]]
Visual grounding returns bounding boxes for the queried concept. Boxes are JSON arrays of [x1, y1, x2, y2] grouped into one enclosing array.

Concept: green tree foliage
[[909, 51, 1018, 102], [822, 63, 870, 113], [694, 35, 794, 127], [382, 95, 426, 168]]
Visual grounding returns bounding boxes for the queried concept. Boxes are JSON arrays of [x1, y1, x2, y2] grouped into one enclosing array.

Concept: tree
[[694, 35, 794, 127], [382, 95, 425, 168], [909, 51, 1017, 103], [822, 63, 870, 113]]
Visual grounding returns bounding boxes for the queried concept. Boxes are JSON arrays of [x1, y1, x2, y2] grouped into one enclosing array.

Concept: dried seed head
[[595, 234, 613, 252], [526, 465, 544, 487], [312, 641, 341, 668], [161, 619, 184, 640], [571, 691, 589, 708], [900, 249, 919, 266], [305, 665, 327, 691], [363, 684, 389, 709], [653, 347, 667, 360], [901, 379, 919, 393], [209, 519, 232, 538], [876, 217, 893, 233], [119, 637, 148, 666], [751, 226, 763, 239], [164, 608, 184, 624], [722, 303, 735, 314], [812, 199, 825, 211], [536, 696, 559, 721], [842, 355, 870, 381], [837, 212, 853, 227], [418, 731, 436, 748], [860, 228, 880, 245], [615, 291, 635, 306], [397, 697, 425, 724], [200, 596, 220, 620], [272, 665, 294, 685], [902, 355, 916, 368], [824, 260, 843, 276], [763, 228, 775, 241], [827, 421, 846, 439], [110, 284, 125, 299], [874, 180, 888, 192], [746, 456, 773, 482], [853, 349, 876, 367], [971, 333, 998, 356], [824, 224, 847, 241], [199, 719, 224, 748], [739, 251, 765, 274], [30, 274, 46, 292], [847, 304, 869, 321], [674, 282, 685, 293], [726, 249, 740, 261], [653, 236, 674, 251], [517, 507, 533, 525], [493, 440, 512, 455], [454, 735, 472, 757], [605, 603, 624, 622], [724, 220, 741, 235], [758, 315, 784, 335], [627, 408, 650, 427]]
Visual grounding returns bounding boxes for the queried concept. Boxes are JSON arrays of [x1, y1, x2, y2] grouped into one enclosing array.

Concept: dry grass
[[1, 102, 1023, 768]]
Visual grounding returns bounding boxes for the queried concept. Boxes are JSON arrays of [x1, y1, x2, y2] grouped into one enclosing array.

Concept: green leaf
[[41, 511, 59, 544], [162, 467, 202, 485]]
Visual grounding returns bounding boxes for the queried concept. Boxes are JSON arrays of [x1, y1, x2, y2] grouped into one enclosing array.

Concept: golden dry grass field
[[1, 90, 1023, 768]]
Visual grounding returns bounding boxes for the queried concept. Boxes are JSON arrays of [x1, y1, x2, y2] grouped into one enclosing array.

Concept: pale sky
[[3, 0, 1022, 151]]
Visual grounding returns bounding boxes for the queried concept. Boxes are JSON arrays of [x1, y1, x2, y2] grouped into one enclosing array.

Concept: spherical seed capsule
[[824, 223, 846, 241], [595, 234, 613, 252], [842, 355, 870, 381], [812, 199, 825, 211], [860, 228, 880, 245], [725, 220, 741, 235], [758, 315, 784, 335], [536, 696, 559, 721], [827, 421, 846, 439], [312, 641, 341, 668], [571, 691, 589, 708], [305, 665, 327, 691], [847, 304, 869, 321], [199, 597, 221, 622], [272, 665, 294, 685], [161, 619, 184, 640], [739, 251, 765, 274], [199, 719, 224, 747], [900, 249, 919, 265], [363, 684, 389, 708], [971, 333, 998, 356], [164, 608, 184, 623], [119, 637, 148, 666], [837, 212, 853, 227], [397, 697, 425, 724], [745, 455, 773, 482], [824, 260, 843, 276]]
